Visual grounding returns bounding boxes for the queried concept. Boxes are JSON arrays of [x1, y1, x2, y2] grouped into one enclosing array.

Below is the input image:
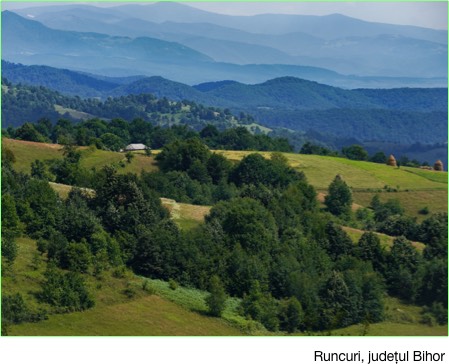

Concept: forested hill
[[1, 61, 125, 98], [1, 79, 261, 133], [4, 61, 447, 113], [2, 76, 447, 149]]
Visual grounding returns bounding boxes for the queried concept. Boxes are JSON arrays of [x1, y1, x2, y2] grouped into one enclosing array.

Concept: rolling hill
[[2, 10, 212, 65], [2, 137, 447, 336], [3, 68, 447, 162], [10, 2, 448, 80], [7, 236, 445, 336], [1, 138, 158, 176], [4, 138, 447, 219], [3, 237, 244, 336], [5, 61, 446, 112], [3, 10, 447, 88]]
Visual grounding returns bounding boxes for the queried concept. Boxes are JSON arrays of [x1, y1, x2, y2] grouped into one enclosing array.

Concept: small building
[[124, 143, 147, 151], [387, 154, 397, 167], [434, 160, 444, 171]]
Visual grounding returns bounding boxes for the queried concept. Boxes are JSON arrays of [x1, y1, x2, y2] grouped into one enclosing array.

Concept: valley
[[1, 2, 447, 341]]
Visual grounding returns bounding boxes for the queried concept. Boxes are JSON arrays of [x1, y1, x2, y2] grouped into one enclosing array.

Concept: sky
[[2, 1, 448, 30]]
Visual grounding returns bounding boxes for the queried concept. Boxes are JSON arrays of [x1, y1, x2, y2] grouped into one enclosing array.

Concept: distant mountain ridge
[[16, 2, 446, 42], [4, 61, 447, 114], [2, 10, 447, 87], [10, 2, 447, 79], [2, 10, 212, 63]]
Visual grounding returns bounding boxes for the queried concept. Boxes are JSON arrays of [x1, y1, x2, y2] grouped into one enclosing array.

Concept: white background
[[1, 337, 449, 363]]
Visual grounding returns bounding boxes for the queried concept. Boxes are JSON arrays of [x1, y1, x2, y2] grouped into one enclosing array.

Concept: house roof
[[125, 144, 147, 150]]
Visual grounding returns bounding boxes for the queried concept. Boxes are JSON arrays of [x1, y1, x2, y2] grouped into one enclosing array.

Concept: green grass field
[[342, 226, 425, 252], [3, 237, 242, 336], [3, 138, 65, 173], [5, 138, 445, 194], [3, 234, 445, 336], [80, 147, 158, 175], [219, 150, 447, 191], [219, 150, 447, 218], [161, 198, 211, 230], [329, 322, 447, 336], [3, 138, 158, 175], [54, 105, 96, 120], [8, 295, 242, 336], [352, 190, 448, 221], [328, 297, 448, 336]]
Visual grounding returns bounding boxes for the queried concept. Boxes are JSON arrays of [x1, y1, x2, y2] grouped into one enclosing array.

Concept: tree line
[[1, 78, 257, 131], [3, 117, 292, 154]]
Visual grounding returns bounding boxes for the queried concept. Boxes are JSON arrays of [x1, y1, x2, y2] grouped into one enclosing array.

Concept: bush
[[2, 293, 47, 326], [420, 313, 436, 327], [240, 281, 280, 331], [37, 238, 49, 255], [423, 303, 448, 325], [205, 275, 227, 317], [112, 265, 128, 278], [169, 279, 178, 290], [125, 152, 134, 163], [1, 235, 18, 264], [123, 282, 137, 298], [142, 280, 156, 295], [39, 266, 95, 312], [2, 293, 31, 324], [418, 207, 430, 215]]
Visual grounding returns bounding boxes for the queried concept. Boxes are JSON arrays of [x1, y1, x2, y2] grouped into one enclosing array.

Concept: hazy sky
[[2, 1, 448, 30]]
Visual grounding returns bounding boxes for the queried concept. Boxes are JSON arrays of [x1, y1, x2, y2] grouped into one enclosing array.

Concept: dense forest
[[2, 118, 293, 155], [252, 108, 448, 145], [1, 78, 256, 131], [3, 75, 448, 148], [2, 131, 447, 333]]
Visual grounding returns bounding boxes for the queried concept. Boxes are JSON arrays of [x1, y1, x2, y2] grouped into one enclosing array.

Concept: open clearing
[[352, 190, 448, 221], [218, 150, 447, 191], [3, 237, 241, 336], [9, 294, 241, 336], [342, 226, 425, 252], [3, 138, 158, 175], [218, 150, 447, 217], [161, 198, 211, 230]]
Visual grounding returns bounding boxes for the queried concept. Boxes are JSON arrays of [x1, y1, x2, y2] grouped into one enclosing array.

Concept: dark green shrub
[[168, 279, 178, 290]]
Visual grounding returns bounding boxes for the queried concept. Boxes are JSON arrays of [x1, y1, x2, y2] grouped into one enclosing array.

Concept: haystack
[[434, 160, 444, 171], [387, 155, 397, 167]]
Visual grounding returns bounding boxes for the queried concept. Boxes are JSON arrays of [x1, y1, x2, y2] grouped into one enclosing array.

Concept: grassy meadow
[[341, 226, 425, 252], [161, 198, 211, 230], [218, 150, 447, 217], [328, 297, 448, 336], [2, 138, 65, 173], [218, 150, 447, 191], [2, 138, 157, 175], [4, 237, 445, 336], [352, 190, 448, 221], [2, 238, 447, 336], [3, 237, 242, 336]]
